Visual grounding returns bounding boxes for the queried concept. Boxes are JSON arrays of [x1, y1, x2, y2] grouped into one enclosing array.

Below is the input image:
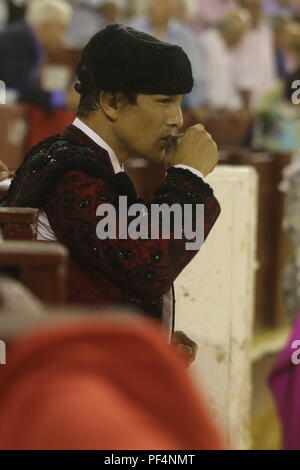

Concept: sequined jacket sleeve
[[44, 167, 221, 300]]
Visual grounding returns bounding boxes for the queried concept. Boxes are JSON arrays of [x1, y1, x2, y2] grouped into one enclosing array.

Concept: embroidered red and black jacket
[[2, 125, 221, 323]]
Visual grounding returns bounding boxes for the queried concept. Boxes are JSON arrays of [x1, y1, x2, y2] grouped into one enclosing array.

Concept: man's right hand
[[169, 124, 219, 177], [0, 161, 9, 182]]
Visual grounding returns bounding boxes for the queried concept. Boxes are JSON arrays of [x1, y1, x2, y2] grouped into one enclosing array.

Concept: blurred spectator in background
[[0, 0, 72, 110], [232, 0, 278, 110], [189, 0, 237, 33], [5, 0, 28, 25], [65, 0, 126, 48], [200, 9, 251, 111], [280, 151, 300, 320], [264, 0, 298, 17], [129, 0, 207, 115], [251, 23, 300, 153], [276, 35, 300, 318], [0, 0, 8, 30], [125, 0, 149, 19], [172, 0, 197, 24], [100, 0, 124, 24], [271, 15, 295, 78], [291, 0, 300, 16], [0, 0, 28, 29], [250, 24, 300, 320], [287, 20, 300, 69]]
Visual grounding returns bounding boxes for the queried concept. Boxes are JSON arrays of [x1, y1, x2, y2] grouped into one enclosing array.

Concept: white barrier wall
[[175, 165, 258, 450]]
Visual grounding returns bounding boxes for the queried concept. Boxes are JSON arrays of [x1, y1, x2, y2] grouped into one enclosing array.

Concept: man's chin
[[131, 146, 166, 164], [144, 149, 166, 164]]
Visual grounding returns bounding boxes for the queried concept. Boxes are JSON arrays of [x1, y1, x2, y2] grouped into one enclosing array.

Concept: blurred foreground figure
[[0, 313, 224, 450]]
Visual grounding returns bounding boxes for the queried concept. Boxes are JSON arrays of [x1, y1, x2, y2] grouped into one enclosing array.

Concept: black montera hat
[[75, 24, 194, 96]]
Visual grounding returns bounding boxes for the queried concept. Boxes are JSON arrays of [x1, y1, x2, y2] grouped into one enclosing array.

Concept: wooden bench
[[0, 104, 27, 171], [0, 276, 44, 317], [0, 241, 68, 304], [0, 207, 38, 240]]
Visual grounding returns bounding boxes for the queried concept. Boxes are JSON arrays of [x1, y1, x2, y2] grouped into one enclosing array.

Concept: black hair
[[75, 62, 137, 118]]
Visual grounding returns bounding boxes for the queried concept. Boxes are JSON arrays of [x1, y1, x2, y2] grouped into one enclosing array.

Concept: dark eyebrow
[[155, 95, 182, 100]]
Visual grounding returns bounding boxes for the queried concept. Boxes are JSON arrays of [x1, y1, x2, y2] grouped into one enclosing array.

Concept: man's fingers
[[189, 125, 215, 144], [0, 161, 9, 173], [192, 123, 205, 131], [0, 172, 9, 182]]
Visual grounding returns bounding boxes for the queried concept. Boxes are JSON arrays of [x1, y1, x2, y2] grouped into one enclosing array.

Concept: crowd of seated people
[[0, 0, 299, 125], [1, 0, 300, 451]]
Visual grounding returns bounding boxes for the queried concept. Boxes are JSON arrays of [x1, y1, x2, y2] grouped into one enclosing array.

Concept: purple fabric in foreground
[[269, 314, 300, 450]]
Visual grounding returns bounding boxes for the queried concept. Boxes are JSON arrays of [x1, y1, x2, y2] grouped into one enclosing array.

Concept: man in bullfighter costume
[[3, 24, 221, 361]]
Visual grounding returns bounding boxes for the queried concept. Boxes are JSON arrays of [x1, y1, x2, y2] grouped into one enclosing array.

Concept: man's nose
[[166, 105, 184, 129]]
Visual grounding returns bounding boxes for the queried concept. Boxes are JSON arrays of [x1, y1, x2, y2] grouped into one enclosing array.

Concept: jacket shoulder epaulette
[[3, 135, 113, 208]]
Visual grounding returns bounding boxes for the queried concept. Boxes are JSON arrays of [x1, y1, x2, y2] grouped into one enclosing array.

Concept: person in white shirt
[[65, 0, 125, 48], [200, 9, 251, 111], [194, 0, 237, 29], [232, 0, 278, 109]]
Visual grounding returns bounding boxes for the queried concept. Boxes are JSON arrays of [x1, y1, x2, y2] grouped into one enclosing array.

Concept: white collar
[[72, 117, 123, 174]]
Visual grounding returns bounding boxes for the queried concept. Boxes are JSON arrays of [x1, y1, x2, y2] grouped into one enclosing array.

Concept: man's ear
[[99, 92, 126, 121], [99, 91, 118, 120]]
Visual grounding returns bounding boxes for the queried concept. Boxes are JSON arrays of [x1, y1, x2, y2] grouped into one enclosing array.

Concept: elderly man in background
[[5, 0, 28, 25], [192, 0, 237, 31], [232, 0, 278, 110], [200, 9, 251, 112], [0, 0, 28, 30], [65, 0, 125, 48], [65, 0, 104, 48], [128, 0, 207, 115], [0, 0, 72, 110]]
